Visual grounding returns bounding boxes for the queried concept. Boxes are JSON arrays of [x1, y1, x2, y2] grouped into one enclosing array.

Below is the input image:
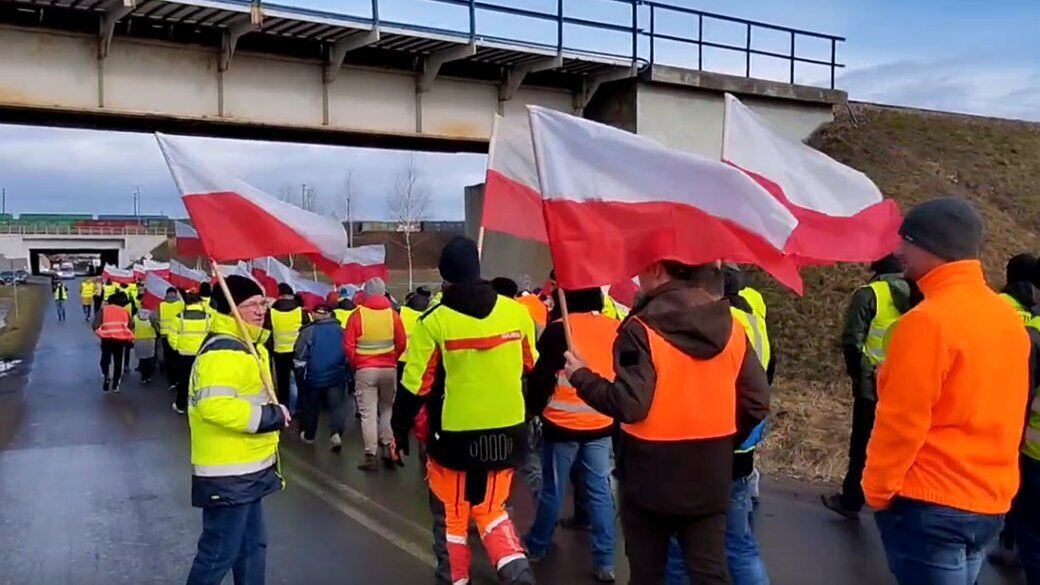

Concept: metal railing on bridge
[[257, 0, 845, 89], [0, 224, 170, 237]]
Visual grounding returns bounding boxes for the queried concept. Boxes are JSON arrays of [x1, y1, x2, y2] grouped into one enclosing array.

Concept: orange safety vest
[[516, 294, 547, 330], [543, 313, 616, 432], [356, 306, 395, 356], [96, 305, 134, 341], [621, 318, 745, 442]]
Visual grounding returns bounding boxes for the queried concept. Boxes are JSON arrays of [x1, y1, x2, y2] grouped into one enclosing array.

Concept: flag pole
[[211, 261, 279, 405], [556, 286, 575, 353], [476, 226, 486, 259]]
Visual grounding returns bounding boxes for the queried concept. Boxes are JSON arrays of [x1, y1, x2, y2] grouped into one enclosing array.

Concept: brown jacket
[[572, 279, 770, 516]]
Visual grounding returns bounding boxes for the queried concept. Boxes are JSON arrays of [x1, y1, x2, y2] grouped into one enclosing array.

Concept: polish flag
[[527, 106, 803, 293], [133, 263, 146, 282], [328, 245, 389, 286], [102, 265, 137, 285], [294, 277, 334, 312], [144, 259, 171, 280], [481, 114, 548, 243], [169, 259, 208, 291], [722, 94, 902, 264], [174, 221, 206, 257], [156, 134, 351, 277], [250, 257, 299, 298], [141, 271, 176, 311], [214, 262, 259, 285]]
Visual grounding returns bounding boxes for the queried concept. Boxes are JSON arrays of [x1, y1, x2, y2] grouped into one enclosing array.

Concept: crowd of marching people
[[67, 196, 1040, 585]]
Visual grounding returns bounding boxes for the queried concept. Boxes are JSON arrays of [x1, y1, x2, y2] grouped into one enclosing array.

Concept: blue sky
[[0, 0, 1036, 219]]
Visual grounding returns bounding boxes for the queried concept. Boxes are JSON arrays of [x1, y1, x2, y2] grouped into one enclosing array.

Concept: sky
[[0, 0, 1037, 220]]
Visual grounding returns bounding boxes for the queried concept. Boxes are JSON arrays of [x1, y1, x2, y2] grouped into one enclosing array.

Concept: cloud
[[837, 59, 1040, 122]]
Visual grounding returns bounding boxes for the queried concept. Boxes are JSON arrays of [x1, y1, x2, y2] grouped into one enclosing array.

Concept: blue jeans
[[1015, 456, 1040, 584], [524, 436, 615, 570], [875, 498, 1003, 585], [187, 500, 267, 585], [665, 476, 769, 585]]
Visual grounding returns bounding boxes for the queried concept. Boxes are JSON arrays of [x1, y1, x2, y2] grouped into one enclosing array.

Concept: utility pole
[[300, 183, 307, 209], [1, 187, 5, 216]]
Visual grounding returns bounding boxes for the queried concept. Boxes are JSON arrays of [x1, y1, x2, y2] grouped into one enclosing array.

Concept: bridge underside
[[29, 248, 118, 275]]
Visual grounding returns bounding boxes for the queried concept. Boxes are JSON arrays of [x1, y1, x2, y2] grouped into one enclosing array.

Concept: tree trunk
[[405, 230, 414, 291]]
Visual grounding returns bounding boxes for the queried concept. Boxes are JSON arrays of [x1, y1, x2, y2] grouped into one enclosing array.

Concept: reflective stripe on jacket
[[159, 299, 185, 337], [133, 313, 157, 341], [543, 313, 615, 432], [172, 304, 211, 356], [270, 307, 303, 354], [356, 306, 395, 356], [398, 306, 422, 362], [53, 286, 69, 301], [730, 307, 770, 369], [96, 305, 134, 341]]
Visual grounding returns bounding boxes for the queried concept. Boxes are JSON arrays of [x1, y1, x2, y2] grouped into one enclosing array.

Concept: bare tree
[[388, 155, 431, 290], [339, 171, 357, 247]]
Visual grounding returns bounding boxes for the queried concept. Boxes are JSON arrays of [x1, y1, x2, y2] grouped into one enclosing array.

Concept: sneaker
[[594, 568, 616, 583], [357, 454, 378, 471], [299, 431, 315, 445], [102, 378, 111, 393], [112, 382, 121, 393], [172, 403, 185, 415], [141, 378, 151, 386], [820, 493, 860, 520], [330, 433, 342, 452], [380, 445, 398, 469], [168, 384, 177, 393]]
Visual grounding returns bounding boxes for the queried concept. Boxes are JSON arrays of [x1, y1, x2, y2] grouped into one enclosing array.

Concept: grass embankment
[[0, 283, 48, 359], [757, 104, 1040, 483]]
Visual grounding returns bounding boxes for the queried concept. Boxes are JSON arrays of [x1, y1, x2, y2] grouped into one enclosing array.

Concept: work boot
[[820, 493, 860, 520], [330, 433, 342, 453], [299, 431, 315, 445], [102, 378, 111, 393], [357, 454, 378, 471], [380, 445, 398, 469], [171, 402, 185, 415], [594, 567, 616, 583]]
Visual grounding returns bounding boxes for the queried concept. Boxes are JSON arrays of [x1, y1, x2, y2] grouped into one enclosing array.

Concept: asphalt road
[[0, 283, 1028, 584]]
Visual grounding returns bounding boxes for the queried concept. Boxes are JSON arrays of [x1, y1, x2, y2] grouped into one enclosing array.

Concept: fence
[[0, 224, 170, 236]]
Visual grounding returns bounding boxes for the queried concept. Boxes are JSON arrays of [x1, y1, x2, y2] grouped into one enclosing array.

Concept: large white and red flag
[[250, 257, 299, 298], [294, 277, 334, 311], [133, 263, 146, 282], [722, 94, 901, 264], [169, 259, 208, 291], [328, 245, 389, 286], [156, 134, 352, 276], [102, 265, 136, 285], [141, 271, 176, 311], [481, 114, 548, 243], [174, 221, 206, 257], [527, 106, 803, 293]]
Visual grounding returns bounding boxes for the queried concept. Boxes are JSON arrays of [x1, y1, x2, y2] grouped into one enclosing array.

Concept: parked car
[[56, 268, 75, 280], [0, 271, 15, 285], [14, 270, 28, 284]]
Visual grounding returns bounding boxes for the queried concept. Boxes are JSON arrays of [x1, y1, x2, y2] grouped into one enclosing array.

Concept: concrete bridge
[[0, 225, 169, 271]]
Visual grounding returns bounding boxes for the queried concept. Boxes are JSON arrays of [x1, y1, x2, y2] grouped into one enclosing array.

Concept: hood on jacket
[[405, 293, 431, 312], [357, 292, 392, 311], [337, 298, 357, 311], [271, 298, 300, 312], [631, 280, 733, 360], [439, 280, 498, 319], [873, 273, 914, 313], [302, 314, 339, 330]]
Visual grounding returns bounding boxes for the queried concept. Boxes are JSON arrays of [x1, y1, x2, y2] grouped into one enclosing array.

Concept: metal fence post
[[630, 0, 638, 65], [789, 31, 795, 84], [745, 22, 751, 77], [830, 38, 837, 89], [556, 0, 564, 53], [648, 5, 655, 65], [697, 13, 703, 70], [371, 0, 379, 26], [469, 0, 476, 41]]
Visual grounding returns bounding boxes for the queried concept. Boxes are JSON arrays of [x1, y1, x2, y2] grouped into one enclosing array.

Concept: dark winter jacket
[[293, 316, 347, 388], [841, 272, 913, 401], [571, 279, 770, 516]]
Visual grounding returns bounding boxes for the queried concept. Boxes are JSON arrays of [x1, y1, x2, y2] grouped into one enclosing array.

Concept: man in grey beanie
[[863, 196, 1032, 585]]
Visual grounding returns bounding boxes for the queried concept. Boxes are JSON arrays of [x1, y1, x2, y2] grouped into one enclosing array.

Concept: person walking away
[[392, 236, 537, 585], [564, 260, 770, 585], [268, 283, 310, 407], [93, 291, 135, 393], [345, 277, 406, 470], [158, 287, 185, 390], [186, 275, 289, 585], [293, 304, 348, 451], [93, 278, 104, 314], [102, 279, 117, 303], [863, 197, 1030, 585], [198, 282, 213, 312], [120, 283, 137, 370], [170, 291, 211, 415], [80, 278, 96, 321], [821, 254, 911, 519], [53, 280, 69, 322], [524, 286, 618, 583], [133, 306, 158, 385], [397, 288, 430, 407], [333, 293, 357, 329]]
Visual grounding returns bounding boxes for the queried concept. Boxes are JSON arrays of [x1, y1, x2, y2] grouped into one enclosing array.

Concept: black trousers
[[840, 396, 878, 511], [162, 338, 178, 387], [93, 296, 103, 313], [175, 354, 197, 412], [100, 340, 128, 384], [272, 352, 295, 407], [620, 497, 728, 585], [139, 357, 156, 382]]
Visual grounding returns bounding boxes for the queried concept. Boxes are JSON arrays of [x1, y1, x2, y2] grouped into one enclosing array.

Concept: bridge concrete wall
[[0, 234, 169, 268], [0, 25, 572, 149]]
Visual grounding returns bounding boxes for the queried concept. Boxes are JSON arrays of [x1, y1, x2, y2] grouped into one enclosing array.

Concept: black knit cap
[[277, 283, 294, 297], [439, 236, 481, 285], [899, 197, 983, 261], [211, 275, 264, 316], [1007, 253, 1037, 284]]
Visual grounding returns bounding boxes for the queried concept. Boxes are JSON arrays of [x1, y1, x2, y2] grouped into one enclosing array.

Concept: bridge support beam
[[96, 0, 136, 108], [573, 65, 638, 114], [218, 15, 261, 117], [416, 42, 477, 132], [323, 28, 380, 125], [498, 56, 563, 114]]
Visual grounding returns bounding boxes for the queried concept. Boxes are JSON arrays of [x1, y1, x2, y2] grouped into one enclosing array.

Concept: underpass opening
[[29, 249, 115, 276]]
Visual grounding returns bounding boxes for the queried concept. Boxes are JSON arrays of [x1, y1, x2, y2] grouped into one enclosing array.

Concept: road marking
[[281, 452, 436, 568]]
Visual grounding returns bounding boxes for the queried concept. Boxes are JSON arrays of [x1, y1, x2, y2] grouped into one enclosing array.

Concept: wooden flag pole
[[476, 226, 486, 259], [556, 285, 575, 353], [211, 261, 279, 405]]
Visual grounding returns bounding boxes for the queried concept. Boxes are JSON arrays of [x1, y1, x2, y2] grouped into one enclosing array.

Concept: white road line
[[282, 454, 436, 568]]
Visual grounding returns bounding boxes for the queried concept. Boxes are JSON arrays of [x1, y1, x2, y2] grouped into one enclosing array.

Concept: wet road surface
[[0, 282, 1027, 584]]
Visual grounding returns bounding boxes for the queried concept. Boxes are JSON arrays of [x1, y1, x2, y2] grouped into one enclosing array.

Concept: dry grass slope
[[758, 104, 1040, 482]]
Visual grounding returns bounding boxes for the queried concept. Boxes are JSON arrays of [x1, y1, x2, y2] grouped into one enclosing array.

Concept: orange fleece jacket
[[863, 260, 1030, 513]]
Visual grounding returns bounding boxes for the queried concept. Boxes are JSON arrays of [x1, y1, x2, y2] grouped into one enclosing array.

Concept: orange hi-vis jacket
[[543, 313, 615, 433], [621, 317, 744, 442], [516, 294, 547, 331], [96, 305, 134, 341], [863, 260, 1030, 514]]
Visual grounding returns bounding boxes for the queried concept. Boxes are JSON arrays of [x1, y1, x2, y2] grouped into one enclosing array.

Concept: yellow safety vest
[[356, 306, 395, 355], [333, 307, 355, 330], [134, 313, 157, 341], [159, 299, 185, 338], [270, 307, 304, 354], [602, 296, 629, 321], [80, 282, 96, 301], [188, 313, 279, 478], [730, 306, 770, 369], [172, 304, 211, 356], [398, 306, 422, 362], [739, 287, 767, 320], [862, 281, 902, 366], [103, 283, 118, 300], [53, 286, 69, 301], [402, 298, 537, 432]]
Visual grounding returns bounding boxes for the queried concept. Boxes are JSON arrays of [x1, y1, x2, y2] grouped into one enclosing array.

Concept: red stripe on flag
[[544, 199, 803, 294], [176, 237, 207, 257], [482, 170, 548, 243], [328, 262, 390, 287]]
